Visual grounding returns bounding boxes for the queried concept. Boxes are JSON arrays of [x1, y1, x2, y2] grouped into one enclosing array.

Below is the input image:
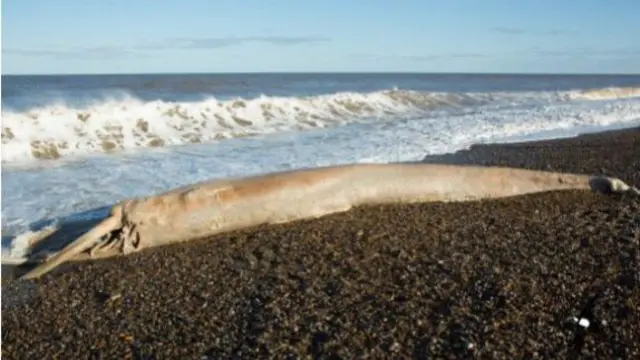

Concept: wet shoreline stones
[[2, 127, 639, 359]]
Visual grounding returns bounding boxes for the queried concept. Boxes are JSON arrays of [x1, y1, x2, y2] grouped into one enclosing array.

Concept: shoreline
[[3, 125, 638, 282], [2, 126, 639, 358], [419, 125, 640, 166], [3, 121, 640, 170]]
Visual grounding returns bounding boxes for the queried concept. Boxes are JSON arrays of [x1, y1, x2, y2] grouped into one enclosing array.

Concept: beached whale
[[11, 162, 640, 280]]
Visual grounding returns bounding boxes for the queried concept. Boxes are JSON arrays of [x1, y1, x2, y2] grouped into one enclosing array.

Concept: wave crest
[[2, 86, 639, 162], [570, 86, 640, 100]]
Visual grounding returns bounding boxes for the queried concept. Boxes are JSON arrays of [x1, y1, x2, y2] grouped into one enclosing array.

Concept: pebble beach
[[2, 126, 640, 359]]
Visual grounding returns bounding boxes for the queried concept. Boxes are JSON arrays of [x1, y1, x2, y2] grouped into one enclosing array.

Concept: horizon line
[[3, 71, 640, 77]]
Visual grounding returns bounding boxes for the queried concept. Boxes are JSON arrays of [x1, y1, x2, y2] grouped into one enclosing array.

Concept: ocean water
[[2, 73, 640, 262]]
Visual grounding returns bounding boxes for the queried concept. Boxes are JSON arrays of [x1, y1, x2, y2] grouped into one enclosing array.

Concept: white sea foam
[[3, 86, 639, 163], [2, 87, 640, 263], [570, 86, 640, 100]]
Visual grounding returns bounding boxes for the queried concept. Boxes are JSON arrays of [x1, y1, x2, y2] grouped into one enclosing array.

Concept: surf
[[3, 86, 639, 163]]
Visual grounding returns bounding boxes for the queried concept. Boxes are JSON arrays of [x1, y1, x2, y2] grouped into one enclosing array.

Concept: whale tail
[[589, 176, 640, 195]]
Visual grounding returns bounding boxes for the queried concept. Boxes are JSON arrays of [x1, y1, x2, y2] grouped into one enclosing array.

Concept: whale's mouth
[[17, 215, 123, 280]]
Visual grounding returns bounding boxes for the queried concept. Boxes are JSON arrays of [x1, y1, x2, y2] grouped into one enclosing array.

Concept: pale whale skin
[[14, 163, 640, 280]]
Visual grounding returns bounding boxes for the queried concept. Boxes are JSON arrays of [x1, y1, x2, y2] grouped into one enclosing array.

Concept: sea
[[2, 73, 640, 262]]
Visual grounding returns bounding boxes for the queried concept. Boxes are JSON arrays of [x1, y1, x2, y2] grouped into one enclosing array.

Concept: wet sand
[[2, 127, 639, 359]]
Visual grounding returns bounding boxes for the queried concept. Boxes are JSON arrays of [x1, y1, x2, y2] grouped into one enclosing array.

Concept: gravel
[[2, 127, 639, 359]]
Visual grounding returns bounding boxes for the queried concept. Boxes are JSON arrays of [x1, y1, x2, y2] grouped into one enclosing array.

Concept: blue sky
[[3, 0, 640, 74]]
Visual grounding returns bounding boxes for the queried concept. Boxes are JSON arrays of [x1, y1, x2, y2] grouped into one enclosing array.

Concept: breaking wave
[[570, 86, 640, 100], [2, 86, 639, 162]]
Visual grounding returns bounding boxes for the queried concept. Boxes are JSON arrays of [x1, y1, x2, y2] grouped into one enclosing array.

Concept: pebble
[[2, 127, 639, 359]]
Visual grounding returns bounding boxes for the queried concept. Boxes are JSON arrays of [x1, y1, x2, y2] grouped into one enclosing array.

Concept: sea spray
[[3, 86, 638, 162]]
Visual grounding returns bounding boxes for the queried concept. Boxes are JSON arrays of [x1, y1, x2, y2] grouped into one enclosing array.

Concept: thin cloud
[[3, 49, 64, 57], [352, 53, 490, 61], [491, 27, 572, 36], [548, 29, 571, 36], [162, 36, 330, 49], [2, 46, 145, 59], [353, 48, 640, 62], [3, 35, 330, 59], [403, 53, 488, 61], [249, 36, 329, 46], [491, 27, 528, 35], [530, 47, 640, 58]]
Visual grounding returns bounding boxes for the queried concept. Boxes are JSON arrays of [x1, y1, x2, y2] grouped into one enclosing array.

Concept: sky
[[2, 0, 640, 74]]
